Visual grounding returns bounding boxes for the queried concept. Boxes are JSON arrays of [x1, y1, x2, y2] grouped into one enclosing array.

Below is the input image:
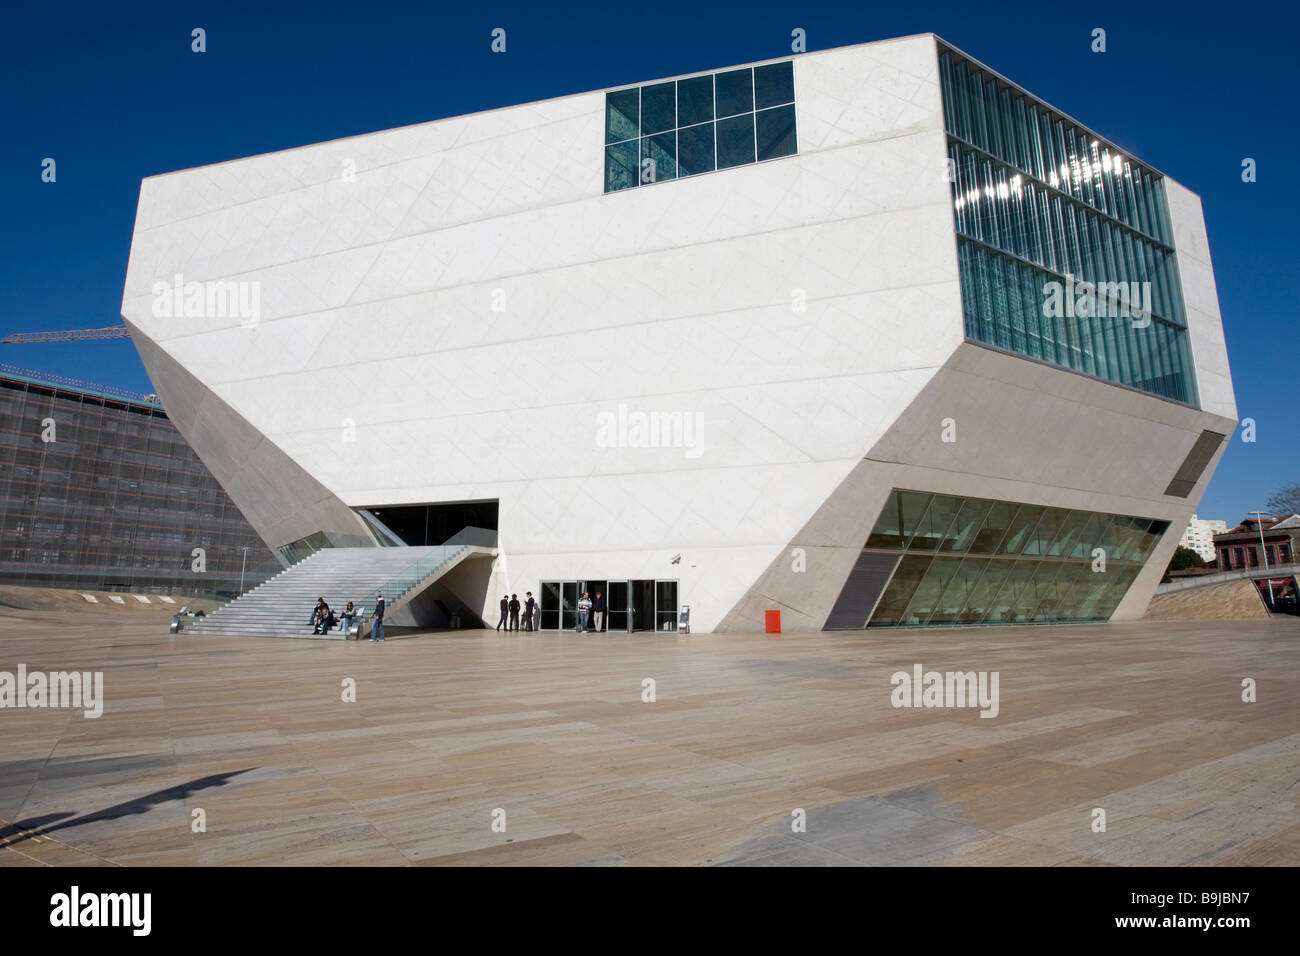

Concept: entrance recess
[[538, 579, 678, 631]]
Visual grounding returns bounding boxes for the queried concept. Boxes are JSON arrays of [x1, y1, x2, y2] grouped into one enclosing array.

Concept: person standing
[[371, 593, 385, 642], [577, 591, 592, 632], [509, 594, 521, 631], [593, 591, 606, 633], [497, 595, 509, 631], [523, 592, 536, 631]]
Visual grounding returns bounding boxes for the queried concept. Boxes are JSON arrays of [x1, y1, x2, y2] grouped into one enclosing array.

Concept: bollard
[[765, 609, 781, 634]]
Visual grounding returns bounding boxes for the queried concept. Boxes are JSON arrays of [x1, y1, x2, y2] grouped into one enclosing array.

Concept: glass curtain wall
[[938, 46, 1197, 406], [849, 489, 1168, 628]]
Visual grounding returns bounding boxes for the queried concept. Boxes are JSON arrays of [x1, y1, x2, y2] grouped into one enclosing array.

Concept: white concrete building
[[1180, 515, 1229, 563], [121, 34, 1236, 633]]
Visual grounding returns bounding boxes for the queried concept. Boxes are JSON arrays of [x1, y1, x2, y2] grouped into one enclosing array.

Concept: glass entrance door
[[539, 579, 676, 632], [583, 580, 607, 632], [631, 579, 656, 631], [561, 581, 578, 630], [656, 580, 679, 631], [607, 581, 629, 631], [540, 582, 560, 630]]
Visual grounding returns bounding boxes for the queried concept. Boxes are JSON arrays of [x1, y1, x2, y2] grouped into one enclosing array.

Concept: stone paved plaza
[[1, 603, 1296, 866]]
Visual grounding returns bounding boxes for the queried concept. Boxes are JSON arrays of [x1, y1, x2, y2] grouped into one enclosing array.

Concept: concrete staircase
[[185, 546, 486, 638]]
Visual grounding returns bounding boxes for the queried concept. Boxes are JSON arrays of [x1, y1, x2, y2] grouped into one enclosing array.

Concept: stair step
[[182, 545, 481, 638]]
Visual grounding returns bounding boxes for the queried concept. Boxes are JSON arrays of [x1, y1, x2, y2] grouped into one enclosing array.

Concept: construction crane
[[2, 325, 130, 344]]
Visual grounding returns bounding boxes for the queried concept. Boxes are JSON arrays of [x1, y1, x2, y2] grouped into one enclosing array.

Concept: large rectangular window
[[605, 61, 796, 193], [829, 489, 1168, 628], [938, 46, 1197, 406]]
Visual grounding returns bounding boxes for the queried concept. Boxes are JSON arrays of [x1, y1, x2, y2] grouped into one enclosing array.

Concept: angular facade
[[120, 34, 1236, 632], [0, 364, 279, 598]]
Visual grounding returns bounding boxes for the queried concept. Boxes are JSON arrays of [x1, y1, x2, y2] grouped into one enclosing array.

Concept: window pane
[[755, 104, 796, 161], [869, 554, 932, 625], [929, 557, 989, 624], [655, 580, 678, 630], [866, 490, 931, 549], [1027, 561, 1070, 621], [677, 75, 714, 126], [909, 494, 961, 551], [940, 498, 992, 553], [640, 81, 675, 135], [604, 141, 638, 192], [715, 68, 753, 118], [1022, 506, 1065, 556], [640, 133, 677, 183], [606, 89, 638, 144], [754, 61, 794, 109], [968, 501, 1017, 553], [1047, 509, 1089, 557], [961, 560, 1012, 622], [999, 505, 1043, 554], [716, 113, 755, 169], [677, 122, 715, 176], [898, 556, 963, 625]]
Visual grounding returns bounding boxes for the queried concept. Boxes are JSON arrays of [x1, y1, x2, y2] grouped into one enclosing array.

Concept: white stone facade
[[121, 34, 1236, 632]]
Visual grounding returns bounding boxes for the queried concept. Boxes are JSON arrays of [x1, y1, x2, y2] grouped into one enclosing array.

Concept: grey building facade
[[0, 363, 279, 599]]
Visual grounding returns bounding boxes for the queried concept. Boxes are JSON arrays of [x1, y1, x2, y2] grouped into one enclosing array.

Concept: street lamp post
[[240, 546, 250, 595], [1247, 510, 1275, 605]]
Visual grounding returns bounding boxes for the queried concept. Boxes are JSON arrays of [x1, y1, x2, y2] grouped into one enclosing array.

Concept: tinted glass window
[[852, 490, 1162, 628], [677, 75, 714, 126], [716, 113, 754, 169], [754, 61, 794, 109], [640, 81, 675, 135], [605, 141, 638, 192], [640, 132, 677, 182], [677, 122, 715, 176], [756, 105, 796, 161], [606, 89, 638, 144], [604, 62, 795, 192], [715, 68, 753, 118]]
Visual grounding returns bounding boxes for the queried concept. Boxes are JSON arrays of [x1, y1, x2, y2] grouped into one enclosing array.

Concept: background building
[[120, 34, 1236, 633], [1180, 514, 1228, 562], [0, 363, 279, 599], [1214, 514, 1300, 611], [1215, 515, 1298, 571]]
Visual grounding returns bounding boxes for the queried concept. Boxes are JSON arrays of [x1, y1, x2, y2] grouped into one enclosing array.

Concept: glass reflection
[[855, 490, 1168, 628]]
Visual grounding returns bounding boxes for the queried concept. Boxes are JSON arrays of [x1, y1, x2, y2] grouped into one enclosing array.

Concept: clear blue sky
[[1, 0, 1295, 521]]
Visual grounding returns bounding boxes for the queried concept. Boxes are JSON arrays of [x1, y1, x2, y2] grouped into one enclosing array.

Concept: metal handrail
[[1156, 562, 1300, 594]]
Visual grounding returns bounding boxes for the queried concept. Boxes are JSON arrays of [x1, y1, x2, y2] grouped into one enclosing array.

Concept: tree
[[1267, 484, 1300, 516], [1163, 545, 1208, 582]]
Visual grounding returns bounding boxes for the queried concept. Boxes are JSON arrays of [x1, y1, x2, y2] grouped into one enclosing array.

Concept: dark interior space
[[365, 500, 498, 546]]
